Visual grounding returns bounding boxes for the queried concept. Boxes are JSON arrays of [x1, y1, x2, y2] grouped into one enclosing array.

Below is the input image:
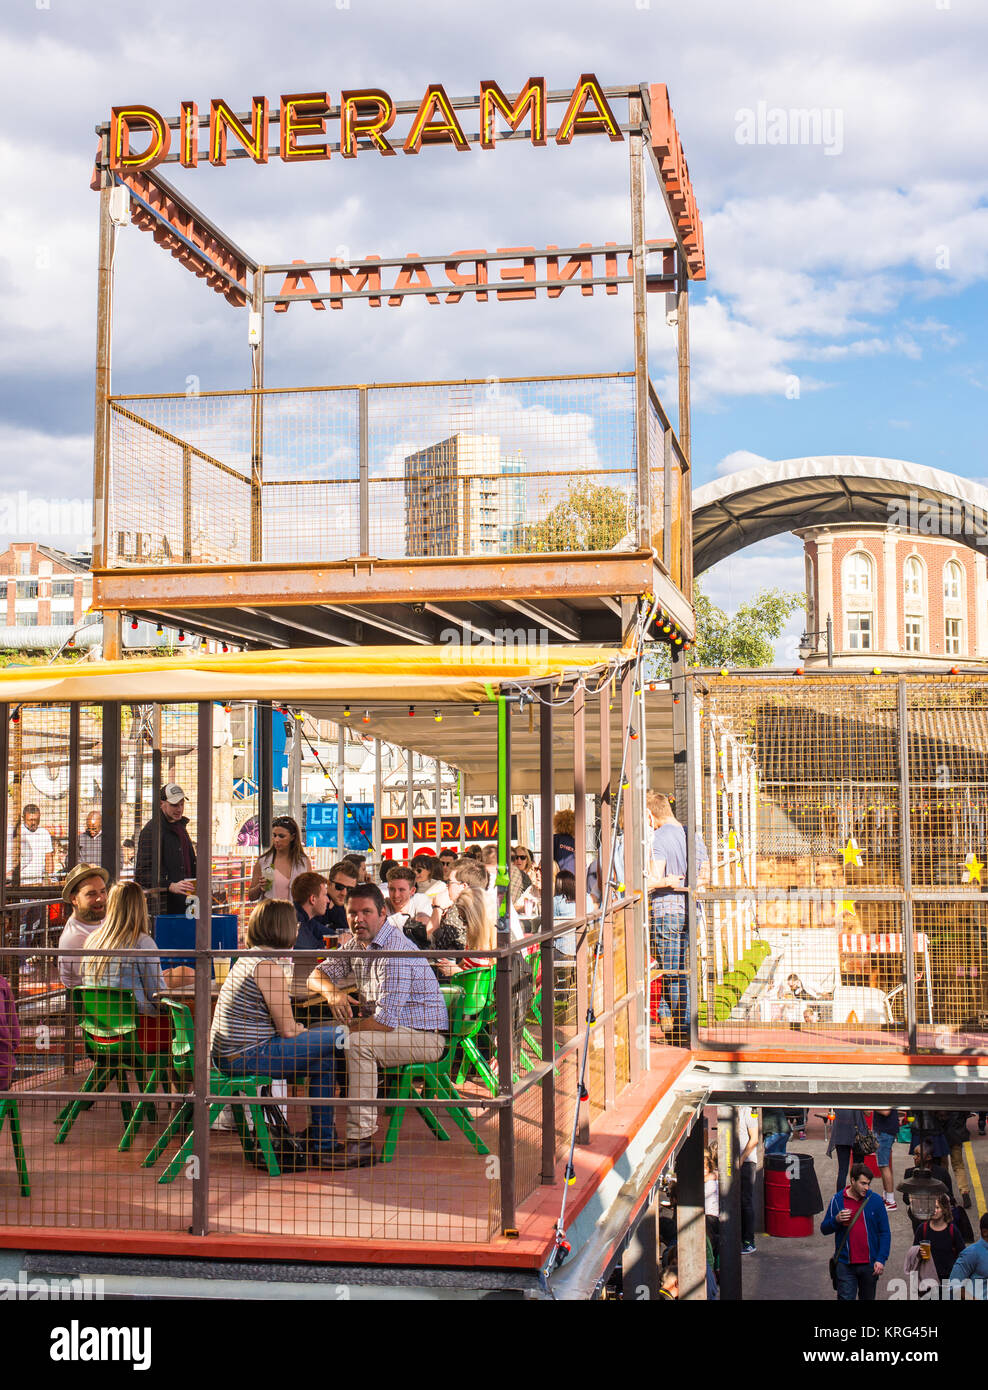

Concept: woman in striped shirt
[[210, 900, 345, 1164]]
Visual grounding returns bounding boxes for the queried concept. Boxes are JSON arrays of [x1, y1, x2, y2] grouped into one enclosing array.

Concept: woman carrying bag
[[826, 1108, 871, 1192]]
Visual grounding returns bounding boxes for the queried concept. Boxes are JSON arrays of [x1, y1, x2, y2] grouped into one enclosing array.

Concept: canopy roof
[[692, 455, 988, 573], [0, 642, 629, 707], [301, 687, 675, 795]]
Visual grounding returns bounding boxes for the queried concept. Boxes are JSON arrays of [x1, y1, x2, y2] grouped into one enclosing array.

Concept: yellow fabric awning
[[0, 643, 631, 706]]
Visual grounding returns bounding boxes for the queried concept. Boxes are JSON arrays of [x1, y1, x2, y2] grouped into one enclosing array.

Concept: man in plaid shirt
[[307, 882, 448, 1168]]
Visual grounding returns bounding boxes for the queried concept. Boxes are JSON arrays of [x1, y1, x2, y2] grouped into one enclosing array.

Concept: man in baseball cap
[[135, 784, 197, 915], [57, 863, 109, 989]]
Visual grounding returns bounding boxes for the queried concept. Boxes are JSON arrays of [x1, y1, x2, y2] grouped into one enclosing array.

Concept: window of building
[[51, 611, 73, 626], [904, 556, 923, 598], [0, 581, 6, 600], [18, 614, 38, 628], [847, 613, 872, 650], [904, 619, 922, 653], [15, 581, 38, 600], [17, 554, 30, 576], [52, 579, 74, 597], [844, 551, 873, 594], [945, 618, 962, 655], [944, 560, 962, 601]]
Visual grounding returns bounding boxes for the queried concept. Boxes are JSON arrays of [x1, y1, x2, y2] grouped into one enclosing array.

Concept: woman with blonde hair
[[82, 880, 172, 1054], [247, 816, 311, 902], [432, 859, 496, 974]]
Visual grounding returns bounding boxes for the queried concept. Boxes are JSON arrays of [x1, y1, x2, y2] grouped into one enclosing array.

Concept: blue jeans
[[835, 1261, 876, 1301], [651, 900, 688, 1033], [876, 1132, 895, 1168], [218, 1027, 345, 1151], [764, 1132, 789, 1156]]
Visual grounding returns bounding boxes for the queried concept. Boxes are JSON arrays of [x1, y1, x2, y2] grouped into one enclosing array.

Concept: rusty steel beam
[[94, 551, 677, 613]]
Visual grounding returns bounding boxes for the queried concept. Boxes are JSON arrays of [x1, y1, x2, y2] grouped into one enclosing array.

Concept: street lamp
[[899, 1167, 950, 1222], [798, 614, 833, 667]]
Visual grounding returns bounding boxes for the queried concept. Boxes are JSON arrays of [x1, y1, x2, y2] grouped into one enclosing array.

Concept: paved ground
[[706, 1108, 988, 1301]]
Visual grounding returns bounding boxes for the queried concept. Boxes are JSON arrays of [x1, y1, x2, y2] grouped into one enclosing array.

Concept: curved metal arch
[[692, 455, 988, 574]]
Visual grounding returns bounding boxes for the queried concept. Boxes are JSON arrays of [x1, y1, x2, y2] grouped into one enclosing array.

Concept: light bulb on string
[[434, 709, 443, 722]]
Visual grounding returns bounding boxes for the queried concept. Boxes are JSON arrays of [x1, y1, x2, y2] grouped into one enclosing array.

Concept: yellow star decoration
[[842, 837, 864, 868], [963, 852, 983, 885]]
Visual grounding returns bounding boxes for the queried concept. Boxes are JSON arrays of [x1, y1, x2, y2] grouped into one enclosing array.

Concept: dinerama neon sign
[[108, 76, 622, 170], [102, 76, 705, 283]]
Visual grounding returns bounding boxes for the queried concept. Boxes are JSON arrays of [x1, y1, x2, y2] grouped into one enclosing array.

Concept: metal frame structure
[[89, 80, 699, 659]]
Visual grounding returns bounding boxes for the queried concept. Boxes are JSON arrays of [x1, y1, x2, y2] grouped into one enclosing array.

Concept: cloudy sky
[[2, 0, 987, 656]]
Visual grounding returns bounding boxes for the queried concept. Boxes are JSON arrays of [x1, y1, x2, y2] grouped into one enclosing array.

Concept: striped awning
[[839, 932, 928, 954]]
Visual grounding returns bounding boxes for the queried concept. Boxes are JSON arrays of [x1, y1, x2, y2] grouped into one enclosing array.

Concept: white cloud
[[714, 448, 772, 477]]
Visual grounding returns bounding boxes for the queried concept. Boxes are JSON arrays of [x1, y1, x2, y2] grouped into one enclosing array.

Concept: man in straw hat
[[57, 863, 109, 990]]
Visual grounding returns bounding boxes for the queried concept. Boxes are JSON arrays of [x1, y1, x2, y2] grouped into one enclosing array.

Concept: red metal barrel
[[764, 1163, 813, 1237]]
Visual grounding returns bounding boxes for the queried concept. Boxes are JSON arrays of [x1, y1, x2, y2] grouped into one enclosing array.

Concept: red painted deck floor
[[0, 1044, 691, 1270], [699, 1021, 988, 1058]]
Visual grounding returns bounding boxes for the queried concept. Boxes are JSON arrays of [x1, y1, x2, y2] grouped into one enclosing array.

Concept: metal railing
[[104, 373, 688, 571], [0, 900, 638, 1249]]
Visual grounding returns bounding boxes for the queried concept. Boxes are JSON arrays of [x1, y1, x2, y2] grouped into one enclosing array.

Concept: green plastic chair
[[0, 1098, 30, 1196], [722, 969, 750, 998], [519, 952, 544, 1068], [698, 990, 734, 1025], [454, 967, 498, 1097], [54, 988, 170, 1153], [141, 998, 281, 1183], [378, 978, 491, 1164], [748, 940, 771, 966], [732, 959, 756, 983]]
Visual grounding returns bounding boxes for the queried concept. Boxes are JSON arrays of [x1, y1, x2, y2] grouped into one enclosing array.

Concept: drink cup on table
[[213, 957, 231, 985]]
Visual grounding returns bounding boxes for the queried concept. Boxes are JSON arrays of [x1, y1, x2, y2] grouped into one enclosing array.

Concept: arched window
[[944, 560, 962, 601], [904, 556, 923, 599], [844, 551, 873, 594]]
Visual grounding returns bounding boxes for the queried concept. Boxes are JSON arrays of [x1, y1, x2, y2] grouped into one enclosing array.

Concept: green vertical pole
[[494, 693, 515, 1231], [496, 695, 510, 923]]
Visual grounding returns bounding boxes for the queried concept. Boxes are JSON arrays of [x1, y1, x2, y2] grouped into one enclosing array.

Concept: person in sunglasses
[[323, 860, 358, 938], [510, 846, 535, 891]]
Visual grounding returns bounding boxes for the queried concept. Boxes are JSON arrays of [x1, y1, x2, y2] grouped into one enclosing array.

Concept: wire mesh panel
[[693, 674, 988, 1055], [368, 374, 638, 561], [108, 374, 656, 568], [107, 403, 251, 567], [696, 676, 906, 1051], [646, 392, 664, 558]]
